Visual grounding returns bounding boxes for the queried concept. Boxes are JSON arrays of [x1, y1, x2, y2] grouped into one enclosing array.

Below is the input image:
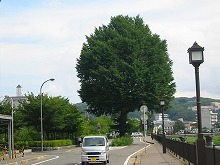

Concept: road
[[22, 138, 145, 165]]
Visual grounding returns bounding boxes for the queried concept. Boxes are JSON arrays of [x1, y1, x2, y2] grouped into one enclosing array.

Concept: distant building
[[153, 113, 174, 134], [201, 109, 218, 130], [210, 102, 220, 110], [192, 105, 218, 130], [154, 113, 169, 122], [4, 85, 27, 108]]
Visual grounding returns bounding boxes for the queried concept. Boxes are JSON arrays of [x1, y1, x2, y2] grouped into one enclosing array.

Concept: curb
[[134, 155, 141, 165], [128, 145, 152, 165], [5, 155, 46, 165]]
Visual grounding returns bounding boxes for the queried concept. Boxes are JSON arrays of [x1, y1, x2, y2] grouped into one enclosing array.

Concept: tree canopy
[[17, 93, 84, 139], [173, 120, 186, 133], [76, 15, 176, 136]]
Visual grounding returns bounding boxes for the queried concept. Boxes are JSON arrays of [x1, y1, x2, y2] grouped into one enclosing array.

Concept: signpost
[[97, 122, 101, 134], [140, 105, 148, 153]]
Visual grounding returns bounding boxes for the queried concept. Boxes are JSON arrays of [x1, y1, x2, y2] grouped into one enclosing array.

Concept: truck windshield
[[83, 137, 105, 147]]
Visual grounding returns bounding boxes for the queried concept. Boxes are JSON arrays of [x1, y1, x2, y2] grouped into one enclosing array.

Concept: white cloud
[[1, 0, 220, 103]]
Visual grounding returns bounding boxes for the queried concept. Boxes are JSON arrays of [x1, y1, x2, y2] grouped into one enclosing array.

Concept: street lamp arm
[[40, 78, 55, 94]]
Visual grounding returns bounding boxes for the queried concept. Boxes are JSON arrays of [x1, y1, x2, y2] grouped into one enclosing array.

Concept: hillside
[[74, 97, 220, 121]]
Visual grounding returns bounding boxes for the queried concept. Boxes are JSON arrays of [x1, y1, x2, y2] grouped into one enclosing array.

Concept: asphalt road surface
[[23, 138, 145, 165]]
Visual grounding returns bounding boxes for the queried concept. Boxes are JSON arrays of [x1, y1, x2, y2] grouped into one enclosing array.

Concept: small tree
[[17, 93, 85, 140], [173, 120, 185, 133]]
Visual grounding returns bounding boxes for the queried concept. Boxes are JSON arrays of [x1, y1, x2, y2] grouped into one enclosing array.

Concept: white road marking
[[31, 155, 59, 165]]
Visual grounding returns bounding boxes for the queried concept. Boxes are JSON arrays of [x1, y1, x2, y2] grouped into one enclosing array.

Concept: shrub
[[16, 139, 73, 149], [15, 141, 29, 149], [111, 136, 133, 146]]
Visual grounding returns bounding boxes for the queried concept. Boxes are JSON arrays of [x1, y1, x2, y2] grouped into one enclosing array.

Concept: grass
[[171, 135, 220, 146]]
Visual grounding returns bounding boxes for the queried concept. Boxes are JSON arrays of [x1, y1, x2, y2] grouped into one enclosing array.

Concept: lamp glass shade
[[191, 51, 203, 61], [160, 100, 165, 106]]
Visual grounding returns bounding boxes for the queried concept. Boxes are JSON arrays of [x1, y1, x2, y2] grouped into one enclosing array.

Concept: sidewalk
[[129, 136, 185, 165]]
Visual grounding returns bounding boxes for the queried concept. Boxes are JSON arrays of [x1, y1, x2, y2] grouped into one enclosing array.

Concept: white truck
[[81, 136, 110, 165]]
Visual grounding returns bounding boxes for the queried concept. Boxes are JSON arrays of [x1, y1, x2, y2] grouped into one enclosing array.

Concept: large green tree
[[76, 15, 176, 136]]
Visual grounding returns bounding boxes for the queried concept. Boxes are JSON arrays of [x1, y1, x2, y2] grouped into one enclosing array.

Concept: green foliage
[[214, 136, 220, 145], [127, 118, 141, 134], [111, 135, 133, 146], [17, 93, 85, 140], [81, 115, 114, 136], [186, 136, 196, 144], [28, 139, 72, 147], [173, 120, 185, 133], [14, 139, 73, 150], [166, 97, 220, 121], [174, 135, 220, 146], [14, 127, 39, 141], [76, 15, 176, 136], [15, 141, 29, 149]]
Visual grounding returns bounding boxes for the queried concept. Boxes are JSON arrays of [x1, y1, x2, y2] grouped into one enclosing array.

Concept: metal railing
[[153, 134, 220, 165]]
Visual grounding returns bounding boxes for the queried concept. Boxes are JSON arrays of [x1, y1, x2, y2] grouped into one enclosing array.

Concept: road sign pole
[[144, 112, 146, 153]]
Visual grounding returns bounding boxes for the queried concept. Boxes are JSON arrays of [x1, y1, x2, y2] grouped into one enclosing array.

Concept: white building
[[154, 113, 169, 122], [192, 105, 218, 130], [4, 85, 27, 108], [211, 102, 220, 110], [153, 113, 174, 134]]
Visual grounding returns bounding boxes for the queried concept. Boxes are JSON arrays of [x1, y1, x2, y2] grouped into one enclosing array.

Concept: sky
[[1, 0, 220, 104]]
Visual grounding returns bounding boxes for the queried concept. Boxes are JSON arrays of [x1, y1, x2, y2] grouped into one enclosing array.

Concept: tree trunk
[[118, 110, 128, 137]]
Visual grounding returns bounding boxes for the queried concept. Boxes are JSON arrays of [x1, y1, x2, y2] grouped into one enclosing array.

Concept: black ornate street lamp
[[160, 99, 166, 153], [188, 42, 205, 165]]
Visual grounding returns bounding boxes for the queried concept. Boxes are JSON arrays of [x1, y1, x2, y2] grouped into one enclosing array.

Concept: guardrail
[[153, 134, 220, 165]]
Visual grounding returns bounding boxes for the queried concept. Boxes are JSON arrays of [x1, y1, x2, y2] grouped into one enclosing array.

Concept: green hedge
[[15, 139, 73, 149], [111, 136, 133, 146]]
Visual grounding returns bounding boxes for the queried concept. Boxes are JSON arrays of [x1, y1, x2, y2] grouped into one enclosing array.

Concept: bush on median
[[111, 135, 133, 146]]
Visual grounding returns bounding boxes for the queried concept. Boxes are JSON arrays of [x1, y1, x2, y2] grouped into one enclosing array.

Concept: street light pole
[[40, 78, 55, 152], [188, 42, 205, 165], [140, 105, 148, 153], [160, 99, 166, 153]]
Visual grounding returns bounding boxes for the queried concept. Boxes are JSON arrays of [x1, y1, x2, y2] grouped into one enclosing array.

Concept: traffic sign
[[140, 105, 148, 113], [140, 114, 148, 121]]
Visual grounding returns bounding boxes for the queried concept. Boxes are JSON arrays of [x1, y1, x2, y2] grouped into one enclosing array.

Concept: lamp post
[[140, 105, 148, 153], [40, 78, 55, 152], [188, 42, 205, 165], [5, 96, 14, 158], [160, 99, 166, 153]]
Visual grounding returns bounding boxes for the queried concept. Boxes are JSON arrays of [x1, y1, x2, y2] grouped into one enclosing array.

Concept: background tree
[[173, 120, 185, 133], [127, 118, 141, 134], [76, 15, 176, 136], [88, 115, 113, 135], [18, 93, 84, 140]]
